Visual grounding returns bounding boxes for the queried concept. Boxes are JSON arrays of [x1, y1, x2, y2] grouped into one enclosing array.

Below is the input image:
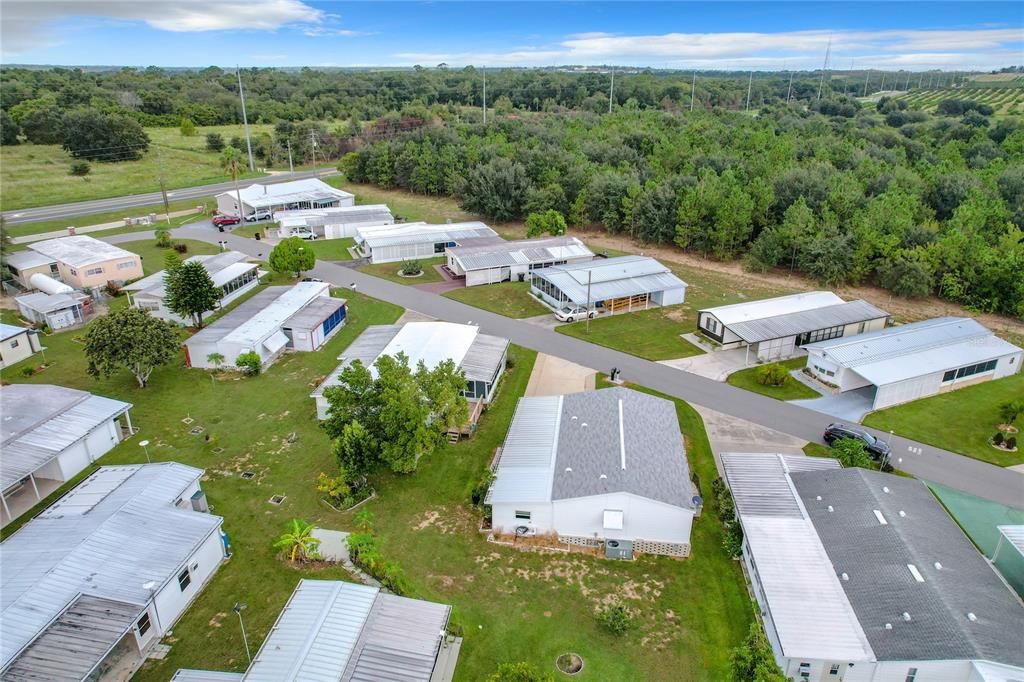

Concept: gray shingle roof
[[726, 300, 889, 343], [551, 388, 693, 507], [792, 468, 1024, 666]]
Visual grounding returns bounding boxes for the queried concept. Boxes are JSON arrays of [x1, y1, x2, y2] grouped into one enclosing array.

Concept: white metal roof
[[725, 300, 889, 344], [487, 395, 561, 505], [1, 384, 132, 491], [188, 282, 331, 348], [28, 236, 139, 269], [997, 526, 1024, 556], [806, 317, 1023, 385], [276, 205, 392, 229], [355, 221, 498, 249], [14, 291, 84, 314], [123, 251, 255, 295], [0, 323, 33, 342], [701, 291, 845, 326], [721, 453, 874, 662], [172, 671, 245, 682], [379, 322, 477, 372], [448, 236, 593, 271], [0, 464, 222, 670], [531, 255, 686, 304], [4, 250, 56, 270], [218, 179, 353, 211], [244, 580, 450, 682]]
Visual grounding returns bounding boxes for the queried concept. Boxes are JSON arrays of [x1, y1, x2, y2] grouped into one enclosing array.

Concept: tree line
[[339, 96, 1024, 318]]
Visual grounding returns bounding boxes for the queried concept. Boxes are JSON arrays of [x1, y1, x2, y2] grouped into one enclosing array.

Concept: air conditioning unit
[[190, 490, 209, 513], [605, 539, 633, 560]]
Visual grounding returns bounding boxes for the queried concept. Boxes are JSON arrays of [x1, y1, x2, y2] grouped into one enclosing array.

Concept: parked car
[[554, 304, 596, 323], [292, 228, 317, 240], [245, 210, 273, 223], [301, 277, 323, 283], [823, 423, 892, 461], [212, 214, 241, 228]]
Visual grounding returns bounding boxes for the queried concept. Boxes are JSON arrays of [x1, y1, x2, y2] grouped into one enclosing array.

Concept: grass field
[[0, 289, 752, 681], [726, 357, 820, 401], [557, 307, 705, 361], [895, 84, 1024, 115], [0, 124, 270, 211], [864, 373, 1024, 467], [443, 282, 550, 318], [304, 238, 354, 261], [358, 256, 446, 284], [118, 238, 220, 275]]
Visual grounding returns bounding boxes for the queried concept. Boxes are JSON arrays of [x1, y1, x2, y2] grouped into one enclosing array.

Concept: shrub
[[235, 351, 262, 376], [104, 281, 123, 297], [205, 133, 224, 151], [723, 522, 744, 558], [172, 242, 188, 254], [155, 229, 172, 248], [994, 431, 1005, 445], [998, 400, 1024, 426], [69, 160, 91, 176], [1007, 436, 1017, 450], [346, 529, 411, 595], [596, 603, 632, 635], [400, 259, 423, 276], [20, 366, 36, 377], [755, 363, 789, 387], [470, 469, 495, 507], [316, 471, 351, 505]]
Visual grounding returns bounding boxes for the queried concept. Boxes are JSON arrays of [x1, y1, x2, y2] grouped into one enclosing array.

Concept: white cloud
[[1, 0, 324, 55], [303, 27, 368, 37]]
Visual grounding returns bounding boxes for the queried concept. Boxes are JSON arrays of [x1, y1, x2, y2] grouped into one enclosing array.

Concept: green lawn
[[864, 373, 1024, 467], [443, 282, 550, 318], [358, 256, 446, 284], [726, 357, 820, 401], [557, 307, 704, 361], [306, 238, 354, 261], [0, 124, 269, 211], [118, 238, 220, 275]]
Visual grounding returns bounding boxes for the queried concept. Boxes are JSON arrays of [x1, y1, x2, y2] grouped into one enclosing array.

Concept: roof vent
[[841, 572, 849, 581], [907, 564, 924, 582], [599, 474, 607, 480], [899, 510, 906, 518], [571, 415, 578, 421], [934, 562, 942, 570], [967, 612, 977, 622], [873, 509, 888, 525], [883, 486, 890, 493], [564, 467, 572, 473], [902, 612, 912, 622], [816, 495, 822, 501], [581, 422, 588, 428], [884, 623, 892, 630], [827, 505, 834, 513]]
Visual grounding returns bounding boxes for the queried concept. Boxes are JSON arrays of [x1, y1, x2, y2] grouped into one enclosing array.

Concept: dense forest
[[1, 65, 1021, 317]]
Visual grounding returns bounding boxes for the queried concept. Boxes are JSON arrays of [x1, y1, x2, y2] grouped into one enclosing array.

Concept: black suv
[[823, 423, 892, 461]]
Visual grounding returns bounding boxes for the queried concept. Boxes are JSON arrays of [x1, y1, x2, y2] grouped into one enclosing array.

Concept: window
[[86, 267, 103, 276], [801, 325, 845, 345], [321, 305, 347, 337], [136, 612, 152, 637], [798, 662, 811, 679], [514, 510, 531, 521], [69, 268, 78, 276], [944, 359, 998, 382], [905, 668, 918, 682], [9, 339, 18, 349], [704, 317, 718, 334], [117, 261, 135, 270], [813, 364, 836, 378], [829, 664, 841, 675], [177, 567, 191, 591]]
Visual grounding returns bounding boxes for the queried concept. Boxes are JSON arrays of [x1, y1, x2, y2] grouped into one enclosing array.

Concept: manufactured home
[[0, 324, 42, 369], [530, 255, 687, 314], [275, 204, 393, 240], [22, 236, 143, 291], [215, 178, 354, 218], [354, 221, 501, 264], [446, 236, 594, 287]]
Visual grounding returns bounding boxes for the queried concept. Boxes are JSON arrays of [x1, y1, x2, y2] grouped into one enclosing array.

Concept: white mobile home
[[312, 321, 509, 420], [124, 251, 262, 324], [488, 387, 697, 558], [0, 324, 42, 369], [446, 236, 595, 287], [698, 291, 889, 362], [184, 282, 346, 370], [215, 178, 354, 218], [0, 463, 227, 681], [530, 255, 687, 314], [0, 384, 133, 525], [722, 453, 1024, 682], [275, 204, 393, 240], [804, 316, 1023, 410], [354, 221, 501, 264], [173, 579, 459, 682]]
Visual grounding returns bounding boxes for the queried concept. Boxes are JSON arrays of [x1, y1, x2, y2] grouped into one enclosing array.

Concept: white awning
[[262, 330, 289, 355], [603, 509, 624, 530]]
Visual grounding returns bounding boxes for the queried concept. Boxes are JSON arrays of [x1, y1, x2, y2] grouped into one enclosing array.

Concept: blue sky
[[3, 1, 1022, 70]]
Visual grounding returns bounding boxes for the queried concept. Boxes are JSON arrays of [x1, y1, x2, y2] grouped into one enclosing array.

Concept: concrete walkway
[[525, 353, 596, 397], [660, 346, 751, 381], [104, 225, 1024, 509]]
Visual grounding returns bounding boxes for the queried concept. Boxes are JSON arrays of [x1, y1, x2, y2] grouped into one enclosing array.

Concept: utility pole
[[787, 70, 794, 103], [154, 145, 171, 224], [817, 34, 832, 100], [879, 71, 886, 92], [585, 269, 593, 334], [745, 71, 753, 112], [608, 68, 615, 113], [482, 67, 487, 125], [286, 138, 294, 172], [863, 70, 871, 97], [309, 130, 317, 167], [236, 66, 255, 173], [918, 72, 925, 88], [690, 70, 696, 112], [905, 72, 911, 90]]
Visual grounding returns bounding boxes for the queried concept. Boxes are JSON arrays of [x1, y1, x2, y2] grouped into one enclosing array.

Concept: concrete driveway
[[790, 386, 877, 423], [524, 353, 596, 396], [660, 346, 751, 381], [694, 405, 808, 476]]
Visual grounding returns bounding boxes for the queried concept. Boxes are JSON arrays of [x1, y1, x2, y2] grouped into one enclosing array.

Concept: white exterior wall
[[51, 418, 121, 482], [755, 336, 799, 361], [369, 241, 439, 264], [466, 267, 511, 287], [152, 527, 225, 633], [777, 658, 984, 682], [805, 352, 874, 391], [652, 286, 686, 306], [491, 502, 554, 536], [0, 332, 38, 369], [698, 312, 744, 347]]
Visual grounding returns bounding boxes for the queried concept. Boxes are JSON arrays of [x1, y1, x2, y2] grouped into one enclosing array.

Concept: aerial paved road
[[1, 168, 340, 226], [106, 223, 1024, 510]]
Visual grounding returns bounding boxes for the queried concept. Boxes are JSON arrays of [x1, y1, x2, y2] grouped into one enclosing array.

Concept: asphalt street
[[2, 168, 340, 226], [104, 223, 1024, 509]]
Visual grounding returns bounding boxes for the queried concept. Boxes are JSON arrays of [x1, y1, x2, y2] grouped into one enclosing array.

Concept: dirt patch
[[412, 506, 472, 534], [206, 612, 226, 635]]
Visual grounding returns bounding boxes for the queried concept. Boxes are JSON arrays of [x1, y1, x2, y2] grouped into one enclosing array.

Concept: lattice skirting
[[558, 535, 602, 548], [633, 539, 690, 558]]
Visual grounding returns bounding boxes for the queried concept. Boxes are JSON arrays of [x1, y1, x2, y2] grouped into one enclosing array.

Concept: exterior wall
[[551, 493, 693, 548], [697, 312, 745, 347], [369, 241, 439, 264], [872, 350, 1022, 410], [804, 351, 875, 391], [132, 274, 260, 325], [10, 263, 54, 289], [0, 331, 38, 369], [446, 254, 466, 276], [152, 527, 226, 634], [216, 193, 238, 216], [755, 335, 798, 362], [652, 286, 686, 306], [491, 502, 554, 535], [465, 266, 513, 287], [55, 418, 121, 481], [56, 257, 143, 290]]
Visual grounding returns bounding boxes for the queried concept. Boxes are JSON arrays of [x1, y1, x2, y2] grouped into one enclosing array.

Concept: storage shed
[[0, 323, 42, 369], [275, 204, 393, 240], [698, 291, 889, 362], [215, 178, 354, 217], [184, 282, 346, 370], [312, 321, 509, 420], [14, 291, 89, 330], [354, 221, 501, 264], [487, 387, 696, 557], [529, 255, 687, 314], [804, 316, 1023, 410], [446, 236, 594, 287]]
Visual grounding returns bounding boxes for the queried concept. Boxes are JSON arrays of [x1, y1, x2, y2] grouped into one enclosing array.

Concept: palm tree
[[273, 519, 320, 562], [220, 146, 245, 220], [206, 352, 225, 383]]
